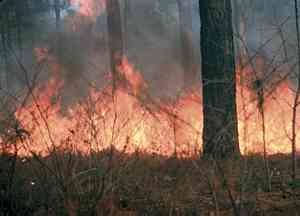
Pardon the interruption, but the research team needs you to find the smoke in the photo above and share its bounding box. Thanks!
[3,0,298,105]
[36,0,201,103]
[232,0,297,93]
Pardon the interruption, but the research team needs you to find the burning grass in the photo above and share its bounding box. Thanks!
[1,51,300,215]
[2,55,298,158]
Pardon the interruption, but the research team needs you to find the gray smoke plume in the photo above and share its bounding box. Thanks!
[2,0,298,105]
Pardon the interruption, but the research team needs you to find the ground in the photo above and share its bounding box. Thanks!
[0,150,300,215]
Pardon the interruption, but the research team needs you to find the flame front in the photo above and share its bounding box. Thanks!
[9,55,300,157]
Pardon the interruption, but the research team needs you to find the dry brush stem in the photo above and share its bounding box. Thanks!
[292,0,300,196]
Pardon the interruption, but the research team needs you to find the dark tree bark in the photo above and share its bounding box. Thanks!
[199,0,240,158]
[176,0,197,89]
[106,0,124,92]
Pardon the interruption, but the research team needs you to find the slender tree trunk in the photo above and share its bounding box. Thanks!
[106,0,124,92]
[232,0,247,62]
[232,0,249,152]
[292,0,300,189]
[1,21,7,90]
[255,78,271,191]
[1,9,10,90]
[54,0,61,32]
[123,0,130,55]
[199,0,240,158]
[53,0,62,66]
[176,0,197,89]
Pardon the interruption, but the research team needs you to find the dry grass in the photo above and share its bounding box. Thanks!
[0,150,299,215]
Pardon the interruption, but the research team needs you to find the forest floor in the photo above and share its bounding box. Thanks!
[1,150,300,215]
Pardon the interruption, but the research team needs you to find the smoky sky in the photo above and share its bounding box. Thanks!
[1,0,298,104]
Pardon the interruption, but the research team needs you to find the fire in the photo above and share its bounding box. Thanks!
[118,57,148,96]
[4,52,300,157]
[70,0,106,18]
[237,80,296,154]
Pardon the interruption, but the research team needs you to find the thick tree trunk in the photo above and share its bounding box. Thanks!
[106,0,124,92]
[199,0,240,158]
[176,0,197,89]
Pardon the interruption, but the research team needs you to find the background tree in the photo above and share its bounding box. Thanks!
[199,0,240,158]
[176,0,197,89]
[54,0,61,32]
[106,0,124,92]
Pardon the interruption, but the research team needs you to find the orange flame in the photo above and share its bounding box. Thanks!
[9,54,300,157]
[117,57,148,96]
